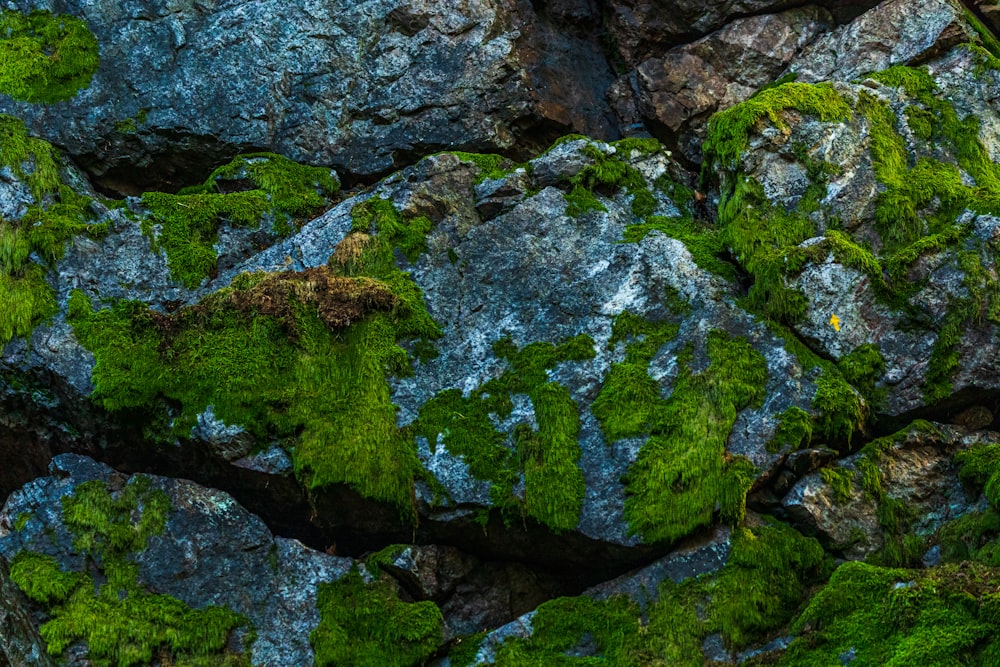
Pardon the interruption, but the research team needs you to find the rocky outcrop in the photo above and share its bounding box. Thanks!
[0,557,54,667]
[0,0,618,192]
[782,422,984,560]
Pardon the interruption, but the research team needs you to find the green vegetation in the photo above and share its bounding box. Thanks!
[311,569,443,667]
[69,198,440,515]
[780,560,1000,665]
[837,343,887,407]
[412,334,595,531]
[0,115,105,346]
[766,406,813,453]
[10,478,249,666]
[141,153,339,287]
[593,321,767,542]
[702,81,850,172]
[448,152,519,184]
[560,142,659,219]
[0,9,99,103]
[821,466,854,504]
[622,215,734,279]
[490,519,825,665]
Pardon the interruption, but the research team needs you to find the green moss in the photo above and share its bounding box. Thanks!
[561,143,659,220]
[13,510,31,531]
[448,632,487,667]
[141,153,338,288]
[703,81,850,173]
[489,519,824,665]
[10,479,249,666]
[821,466,855,504]
[964,8,1000,61]
[448,152,518,184]
[938,509,1000,565]
[0,10,99,103]
[311,569,443,667]
[412,334,594,531]
[622,215,735,279]
[812,369,867,444]
[922,306,966,404]
[591,311,680,442]
[621,331,767,543]
[781,560,1000,666]
[114,109,148,135]
[69,199,440,515]
[838,343,886,407]
[956,443,1000,509]
[766,406,813,453]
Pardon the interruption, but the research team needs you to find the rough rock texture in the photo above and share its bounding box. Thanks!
[629,7,833,162]
[790,0,975,83]
[782,423,983,559]
[0,557,54,667]
[0,454,354,666]
[0,0,617,191]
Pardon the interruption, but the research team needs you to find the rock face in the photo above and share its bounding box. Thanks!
[0,0,617,191]
[0,454,355,666]
[5,0,1000,665]
[0,557,54,667]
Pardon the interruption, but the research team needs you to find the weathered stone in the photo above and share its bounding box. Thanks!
[782,423,983,559]
[0,0,616,191]
[789,0,975,83]
[0,557,54,667]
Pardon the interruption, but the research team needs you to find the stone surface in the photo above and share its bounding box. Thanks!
[0,454,355,666]
[782,423,983,558]
[0,557,54,667]
[0,0,616,191]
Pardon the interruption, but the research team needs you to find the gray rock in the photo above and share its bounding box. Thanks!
[0,0,615,188]
[789,0,975,83]
[782,423,983,558]
[0,453,355,667]
[0,557,55,667]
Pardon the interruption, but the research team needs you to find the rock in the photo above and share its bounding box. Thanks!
[782,423,983,559]
[632,6,833,163]
[0,557,54,667]
[789,0,976,83]
[0,453,355,666]
[0,0,616,190]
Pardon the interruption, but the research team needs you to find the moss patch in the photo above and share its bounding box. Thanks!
[141,153,338,288]
[0,115,105,346]
[412,334,595,532]
[0,9,99,103]
[10,478,249,666]
[311,568,443,667]
[69,199,439,515]
[780,560,1000,666]
[597,325,767,543]
[488,519,824,665]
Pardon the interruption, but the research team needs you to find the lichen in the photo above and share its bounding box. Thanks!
[140,153,339,288]
[10,478,249,666]
[0,9,99,103]
[311,569,443,667]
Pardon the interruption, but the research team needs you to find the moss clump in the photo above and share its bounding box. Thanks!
[141,153,338,288]
[812,368,867,445]
[489,519,824,665]
[820,466,855,504]
[703,81,850,172]
[412,334,595,532]
[622,215,735,280]
[837,343,886,408]
[311,569,443,667]
[766,406,813,453]
[609,329,767,543]
[781,560,1000,666]
[0,116,105,347]
[560,142,659,219]
[10,478,249,666]
[69,199,439,515]
[447,152,519,184]
[0,10,99,103]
